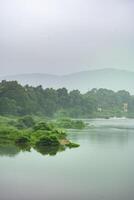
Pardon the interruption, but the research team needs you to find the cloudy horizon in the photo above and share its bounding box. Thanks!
[0,0,134,76]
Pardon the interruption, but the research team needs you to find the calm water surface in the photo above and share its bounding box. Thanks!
[0,119,133,200]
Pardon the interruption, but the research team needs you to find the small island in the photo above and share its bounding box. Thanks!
[0,116,85,156]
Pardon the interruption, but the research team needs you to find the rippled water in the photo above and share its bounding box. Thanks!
[0,119,133,200]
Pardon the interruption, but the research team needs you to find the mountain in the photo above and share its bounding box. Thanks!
[0,68,134,94]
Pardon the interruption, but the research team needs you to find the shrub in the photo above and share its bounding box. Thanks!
[56,118,85,129]
[66,142,80,148]
[34,122,52,131]
[36,135,60,146]
[0,127,19,139]
[73,120,85,129]
[17,116,35,129]
[51,128,66,138]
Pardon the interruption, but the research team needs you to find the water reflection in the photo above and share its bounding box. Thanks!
[0,118,133,157]
[0,139,66,157]
[68,129,129,145]
[0,119,133,200]
[35,144,66,156]
[68,120,132,146]
[0,142,20,157]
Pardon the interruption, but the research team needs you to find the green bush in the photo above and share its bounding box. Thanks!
[34,122,52,131]
[56,118,85,129]
[51,128,66,138]
[15,136,30,144]
[36,135,60,146]
[0,127,19,139]
[73,120,85,129]
[17,116,35,129]
[66,142,80,148]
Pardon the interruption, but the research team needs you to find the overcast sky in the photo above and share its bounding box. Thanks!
[0,0,134,75]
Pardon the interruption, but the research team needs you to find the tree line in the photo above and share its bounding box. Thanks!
[0,80,134,118]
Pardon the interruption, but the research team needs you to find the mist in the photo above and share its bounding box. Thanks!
[0,0,134,76]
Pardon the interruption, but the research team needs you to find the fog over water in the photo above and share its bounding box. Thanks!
[0,119,133,200]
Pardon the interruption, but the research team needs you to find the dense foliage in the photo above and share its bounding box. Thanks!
[0,80,134,118]
[0,116,80,156]
[55,118,85,129]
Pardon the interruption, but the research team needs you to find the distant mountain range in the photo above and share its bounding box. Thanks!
[0,68,134,94]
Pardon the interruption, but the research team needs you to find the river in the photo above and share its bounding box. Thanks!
[0,118,133,200]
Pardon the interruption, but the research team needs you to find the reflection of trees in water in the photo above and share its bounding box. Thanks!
[0,139,66,157]
[15,142,31,152]
[0,138,31,157]
[35,144,66,156]
[0,143,20,157]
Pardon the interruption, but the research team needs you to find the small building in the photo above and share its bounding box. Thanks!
[123,103,128,112]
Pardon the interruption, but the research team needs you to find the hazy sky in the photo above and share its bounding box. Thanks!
[0,0,134,75]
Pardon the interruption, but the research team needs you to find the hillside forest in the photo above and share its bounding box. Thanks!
[0,80,133,118]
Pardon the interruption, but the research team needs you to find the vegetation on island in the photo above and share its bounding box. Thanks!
[0,115,82,156]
